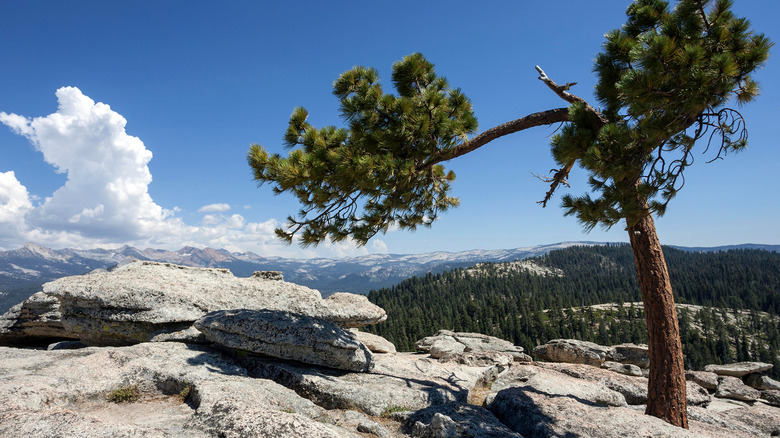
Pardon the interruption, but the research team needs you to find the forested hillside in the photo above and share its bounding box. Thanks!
[364,244,780,377]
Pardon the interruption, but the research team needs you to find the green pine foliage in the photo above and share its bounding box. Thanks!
[364,245,780,378]
[558,0,772,230]
[248,53,476,246]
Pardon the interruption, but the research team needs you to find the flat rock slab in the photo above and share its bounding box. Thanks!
[195,309,374,372]
[0,291,78,346]
[704,362,773,377]
[238,352,501,417]
[0,343,358,438]
[44,261,387,346]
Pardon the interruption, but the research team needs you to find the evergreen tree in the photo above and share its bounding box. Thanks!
[248,0,770,427]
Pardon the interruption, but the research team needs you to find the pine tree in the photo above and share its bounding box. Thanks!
[248,0,770,428]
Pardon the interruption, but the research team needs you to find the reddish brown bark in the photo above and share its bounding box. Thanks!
[628,211,688,428]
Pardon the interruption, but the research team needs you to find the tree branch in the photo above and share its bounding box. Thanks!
[417,107,570,170]
[535,65,608,125]
[535,161,576,208]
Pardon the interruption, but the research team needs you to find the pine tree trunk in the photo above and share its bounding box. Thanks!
[627,211,689,428]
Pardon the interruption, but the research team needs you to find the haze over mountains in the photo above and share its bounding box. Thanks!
[1,241,778,314]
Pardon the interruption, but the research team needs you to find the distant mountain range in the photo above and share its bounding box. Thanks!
[0,241,777,314]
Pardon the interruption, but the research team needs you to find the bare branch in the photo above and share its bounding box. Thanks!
[535,161,576,208]
[536,65,608,125]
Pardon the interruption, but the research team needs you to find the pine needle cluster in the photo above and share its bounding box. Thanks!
[556,0,771,230]
[248,53,477,245]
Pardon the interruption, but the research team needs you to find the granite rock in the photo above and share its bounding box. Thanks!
[532,338,612,366]
[687,370,720,390]
[350,329,397,354]
[705,362,773,378]
[44,260,387,346]
[415,330,525,361]
[194,309,374,372]
[715,376,761,402]
[0,292,78,346]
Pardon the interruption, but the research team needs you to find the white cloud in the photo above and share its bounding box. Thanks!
[198,203,231,213]
[202,214,221,225]
[0,171,33,246]
[0,87,388,259]
[0,87,166,241]
[370,239,389,254]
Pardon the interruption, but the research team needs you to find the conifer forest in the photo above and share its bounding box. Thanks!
[364,245,780,378]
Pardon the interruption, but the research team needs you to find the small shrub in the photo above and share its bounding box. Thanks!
[107,384,141,403]
[381,404,413,418]
[178,384,192,402]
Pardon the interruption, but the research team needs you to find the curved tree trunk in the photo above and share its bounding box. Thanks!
[627,211,688,428]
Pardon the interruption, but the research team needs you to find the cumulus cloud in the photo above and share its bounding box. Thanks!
[0,171,33,246]
[198,203,231,213]
[0,87,387,258]
[1,87,168,241]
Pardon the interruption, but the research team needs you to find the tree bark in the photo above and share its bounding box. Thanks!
[627,211,688,428]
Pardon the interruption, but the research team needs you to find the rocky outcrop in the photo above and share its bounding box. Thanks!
[238,351,501,417]
[406,403,523,438]
[415,330,527,361]
[601,360,643,377]
[762,390,780,407]
[687,370,720,390]
[0,342,356,437]
[532,338,612,365]
[533,339,651,369]
[744,373,780,391]
[0,291,77,346]
[194,309,375,372]
[715,376,761,402]
[42,261,387,346]
[1,334,779,437]
[704,361,773,377]
[609,343,650,369]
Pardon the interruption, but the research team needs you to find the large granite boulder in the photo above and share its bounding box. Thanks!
[607,343,650,369]
[601,360,643,377]
[532,338,612,366]
[715,376,761,402]
[406,403,523,438]
[762,390,780,407]
[687,370,720,390]
[490,363,629,407]
[415,330,526,361]
[43,261,387,346]
[744,373,780,391]
[0,292,78,346]
[194,309,374,372]
[704,362,773,378]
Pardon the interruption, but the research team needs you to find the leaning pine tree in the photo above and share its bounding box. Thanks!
[248,0,770,428]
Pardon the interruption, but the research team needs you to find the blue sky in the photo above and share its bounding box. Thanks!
[0,1,777,258]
